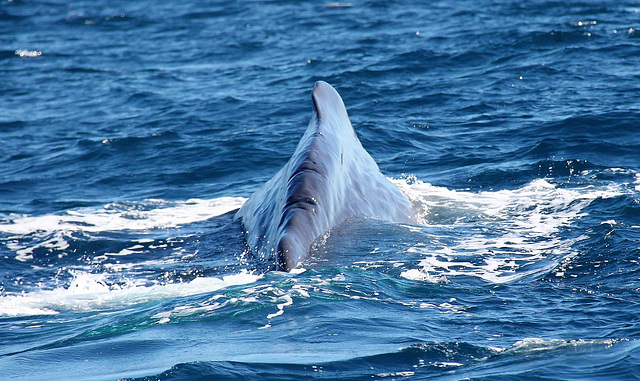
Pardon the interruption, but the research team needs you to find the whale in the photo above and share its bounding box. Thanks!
[235,81,414,271]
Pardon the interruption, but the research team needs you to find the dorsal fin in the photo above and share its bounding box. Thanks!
[311,81,351,133]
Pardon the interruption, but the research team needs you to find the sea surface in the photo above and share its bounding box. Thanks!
[2,0,640,379]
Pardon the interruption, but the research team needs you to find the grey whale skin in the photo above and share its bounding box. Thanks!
[235,81,414,271]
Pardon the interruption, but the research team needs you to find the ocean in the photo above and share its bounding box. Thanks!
[1,0,640,379]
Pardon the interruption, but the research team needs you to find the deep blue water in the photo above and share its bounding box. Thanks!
[2,0,640,379]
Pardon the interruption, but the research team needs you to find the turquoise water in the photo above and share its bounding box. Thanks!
[1,1,640,379]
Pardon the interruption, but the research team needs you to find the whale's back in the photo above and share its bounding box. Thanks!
[236,81,413,271]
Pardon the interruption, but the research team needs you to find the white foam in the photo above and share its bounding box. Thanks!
[376,371,415,377]
[15,49,42,58]
[393,178,624,283]
[0,197,246,235]
[399,268,449,284]
[0,197,246,262]
[150,278,317,327]
[0,270,261,317]
[504,337,624,354]
[7,230,71,262]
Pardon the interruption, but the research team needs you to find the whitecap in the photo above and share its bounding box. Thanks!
[0,197,246,235]
[0,197,246,262]
[393,177,624,283]
[0,270,261,317]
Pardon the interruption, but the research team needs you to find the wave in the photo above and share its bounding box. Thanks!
[0,197,246,262]
[0,269,260,317]
[125,337,632,380]
[394,177,625,283]
[0,197,246,235]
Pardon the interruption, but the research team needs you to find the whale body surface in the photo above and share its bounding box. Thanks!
[236,81,413,271]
